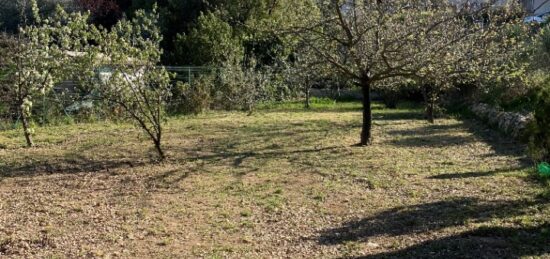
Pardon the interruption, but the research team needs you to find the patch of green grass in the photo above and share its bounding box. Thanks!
[259,195,286,213]
[256,98,363,112]
[239,209,252,217]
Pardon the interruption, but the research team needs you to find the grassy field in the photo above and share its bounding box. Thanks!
[1,102,549,258]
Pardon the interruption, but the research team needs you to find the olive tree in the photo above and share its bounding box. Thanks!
[291,0,523,145]
[92,6,172,160]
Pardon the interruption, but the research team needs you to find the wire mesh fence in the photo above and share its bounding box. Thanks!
[0,65,349,131]
[165,66,215,85]
[0,66,222,130]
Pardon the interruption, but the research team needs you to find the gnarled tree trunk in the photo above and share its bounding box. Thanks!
[153,138,165,161]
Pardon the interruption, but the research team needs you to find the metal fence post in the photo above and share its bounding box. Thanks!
[188,67,192,85]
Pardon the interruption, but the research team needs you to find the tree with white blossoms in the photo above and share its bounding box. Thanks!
[6,1,95,147]
[290,0,525,145]
[411,4,529,123]
[92,5,172,160]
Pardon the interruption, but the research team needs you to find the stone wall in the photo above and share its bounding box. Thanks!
[470,103,533,139]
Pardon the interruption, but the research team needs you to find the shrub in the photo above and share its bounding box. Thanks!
[527,83,550,162]
[379,88,401,109]
[175,78,213,115]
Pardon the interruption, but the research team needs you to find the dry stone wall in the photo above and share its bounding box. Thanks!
[470,103,533,139]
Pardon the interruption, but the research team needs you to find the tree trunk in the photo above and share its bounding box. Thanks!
[360,77,372,146]
[305,87,311,109]
[426,101,435,124]
[422,85,435,123]
[383,90,398,109]
[153,138,165,161]
[20,107,34,147]
[304,75,311,109]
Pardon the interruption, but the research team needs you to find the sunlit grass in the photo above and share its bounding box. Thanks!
[0,102,548,258]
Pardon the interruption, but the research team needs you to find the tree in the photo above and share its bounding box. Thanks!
[92,5,172,160]
[174,10,244,66]
[4,2,94,147]
[285,43,330,109]
[291,0,523,145]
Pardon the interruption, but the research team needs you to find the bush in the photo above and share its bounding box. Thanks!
[379,88,401,109]
[527,83,550,162]
[174,78,213,115]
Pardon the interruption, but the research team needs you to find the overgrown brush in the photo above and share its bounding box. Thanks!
[527,83,550,163]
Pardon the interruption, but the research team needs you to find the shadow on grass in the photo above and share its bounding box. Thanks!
[458,120,531,167]
[0,104,531,181]
[256,106,363,114]
[428,167,527,180]
[0,154,147,179]
[145,168,191,191]
[318,197,549,258]
[318,197,542,245]
[388,134,476,148]
[356,224,550,258]
[384,117,529,166]
[182,146,343,167]
[387,123,465,136]
[169,118,356,172]
[373,111,425,121]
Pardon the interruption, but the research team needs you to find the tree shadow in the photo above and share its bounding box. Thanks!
[387,124,465,136]
[356,224,550,258]
[0,154,148,179]
[383,118,478,148]
[384,118,529,166]
[388,134,476,148]
[179,146,343,168]
[460,119,528,156]
[145,168,191,191]
[257,106,363,113]
[169,118,356,173]
[373,111,425,121]
[1,117,352,181]
[317,197,545,246]
[428,166,527,180]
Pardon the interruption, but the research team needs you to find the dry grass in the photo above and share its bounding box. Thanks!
[0,102,549,258]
